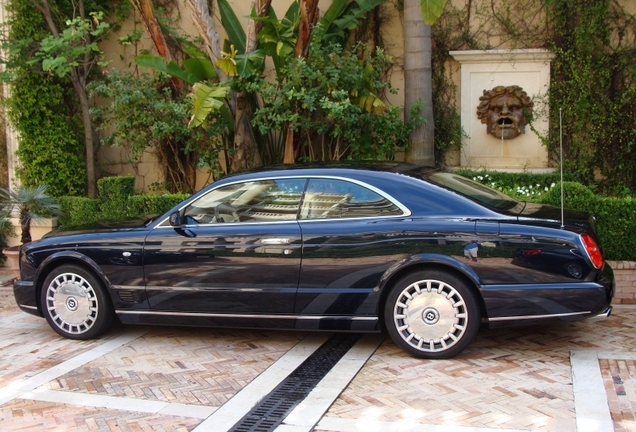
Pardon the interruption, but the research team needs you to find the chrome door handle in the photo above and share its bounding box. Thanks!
[261,238,291,245]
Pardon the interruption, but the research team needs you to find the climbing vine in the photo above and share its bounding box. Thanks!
[3,0,85,197]
[431,0,636,194]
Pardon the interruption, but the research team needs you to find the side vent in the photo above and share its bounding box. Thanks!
[117,291,142,303]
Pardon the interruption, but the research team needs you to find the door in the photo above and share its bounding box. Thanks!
[143,178,306,314]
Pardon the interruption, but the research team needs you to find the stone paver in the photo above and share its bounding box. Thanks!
[320,307,636,431]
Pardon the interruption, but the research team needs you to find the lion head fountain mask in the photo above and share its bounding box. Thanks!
[476,85,534,140]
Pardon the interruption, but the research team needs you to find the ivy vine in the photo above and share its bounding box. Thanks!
[432,0,636,194]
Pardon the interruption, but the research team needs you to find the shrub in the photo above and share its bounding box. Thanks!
[97,176,136,222]
[460,172,636,260]
[127,193,189,218]
[456,169,578,201]
[57,196,101,229]
[541,182,636,260]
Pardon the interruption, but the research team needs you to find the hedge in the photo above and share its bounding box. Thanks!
[541,182,636,260]
[58,176,190,230]
[461,170,635,261]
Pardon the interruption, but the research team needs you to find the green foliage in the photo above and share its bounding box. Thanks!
[419,0,449,25]
[541,182,636,260]
[2,0,85,197]
[32,11,110,78]
[0,184,61,244]
[57,196,101,228]
[457,169,578,201]
[89,71,229,191]
[253,42,416,162]
[97,175,135,222]
[543,0,636,193]
[127,193,189,217]
[58,177,188,230]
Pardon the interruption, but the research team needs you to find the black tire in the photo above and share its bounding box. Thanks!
[40,264,114,340]
[384,270,480,359]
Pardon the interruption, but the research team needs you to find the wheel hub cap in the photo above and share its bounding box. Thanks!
[55,283,91,324]
[393,279,468,353]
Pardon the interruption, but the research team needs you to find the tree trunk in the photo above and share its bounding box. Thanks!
[283,0,319,164]
[230,0,270,172]
[403,0,435,167]
[187,0,228,82]
[70,71,97,198]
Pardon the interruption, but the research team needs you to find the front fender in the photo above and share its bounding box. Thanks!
[32,251,113,309]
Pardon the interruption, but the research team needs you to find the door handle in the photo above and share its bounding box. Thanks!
[261,238,291,245]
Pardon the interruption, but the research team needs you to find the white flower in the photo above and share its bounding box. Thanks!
[545,187,549,191]
[551,183,556,188]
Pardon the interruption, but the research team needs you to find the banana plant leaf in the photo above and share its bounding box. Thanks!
[135,54,199,85]
[218,0,246,54]
[420,0,448,25]
[189,82,231,128]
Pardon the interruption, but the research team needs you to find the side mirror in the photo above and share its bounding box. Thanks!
[169,211,182,227]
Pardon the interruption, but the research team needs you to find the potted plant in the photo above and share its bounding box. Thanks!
[1,185,61,278]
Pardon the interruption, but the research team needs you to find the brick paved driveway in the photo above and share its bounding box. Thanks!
[1,277,635,432]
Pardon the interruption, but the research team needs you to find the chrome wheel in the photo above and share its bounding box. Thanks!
[41,265,113,339]
[385,270,480,358]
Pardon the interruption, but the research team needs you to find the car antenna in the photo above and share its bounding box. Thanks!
[560,108,565,229]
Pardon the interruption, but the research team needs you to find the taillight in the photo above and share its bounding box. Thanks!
[581,234,604,269]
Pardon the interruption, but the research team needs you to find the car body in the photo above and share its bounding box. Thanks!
[13,162,614,358]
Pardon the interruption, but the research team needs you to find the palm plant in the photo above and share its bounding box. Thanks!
[0,185,61,245]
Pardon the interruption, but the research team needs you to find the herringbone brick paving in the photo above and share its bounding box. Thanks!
[322,310,636,431]
[3,274,636,431]
[43,328,305,406]
[2,398,199,431]
[601,359,636,432]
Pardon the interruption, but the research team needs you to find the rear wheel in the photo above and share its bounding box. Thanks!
[384,270,480,359]
[41,264,113,339]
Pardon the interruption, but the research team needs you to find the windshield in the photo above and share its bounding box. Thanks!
[426,172,521,211]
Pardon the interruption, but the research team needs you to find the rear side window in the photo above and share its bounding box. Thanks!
[300,178,403,219]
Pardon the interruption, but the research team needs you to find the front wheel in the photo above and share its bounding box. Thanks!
[41,264,114,339]
[384,270,480,359]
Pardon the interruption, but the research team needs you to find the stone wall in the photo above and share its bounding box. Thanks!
[608,261,636,304]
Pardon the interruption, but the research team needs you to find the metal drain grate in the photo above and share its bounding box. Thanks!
[229,333,362,432]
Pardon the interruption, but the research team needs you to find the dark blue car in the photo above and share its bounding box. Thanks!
[13,163,614,358]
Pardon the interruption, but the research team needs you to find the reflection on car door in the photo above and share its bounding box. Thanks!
[296,178,409,323]
[143,179,305,314]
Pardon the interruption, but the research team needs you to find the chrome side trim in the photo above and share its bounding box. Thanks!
[115,310,378,321]
[112,285,146,291]
[487,310,590,322]
[18,304,38,311]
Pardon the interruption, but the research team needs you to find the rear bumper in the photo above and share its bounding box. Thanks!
[589,305,613,320]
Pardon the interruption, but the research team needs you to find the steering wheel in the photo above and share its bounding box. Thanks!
[214,203,240,223]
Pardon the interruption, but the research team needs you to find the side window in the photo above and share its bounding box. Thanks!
[182,179,305,224]
[300,179,403,220]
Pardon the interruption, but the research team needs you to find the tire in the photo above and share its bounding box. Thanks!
[40,264,114,340]
[384,270,480,359]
